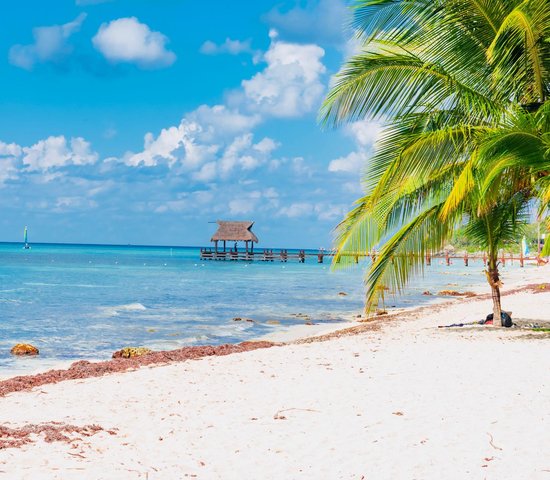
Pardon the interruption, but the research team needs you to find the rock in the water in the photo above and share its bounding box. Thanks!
[438,290,462,296]
[10,344,39,356]
[338,292,348,296]
[422,291,432,296]
[112,347,152,359]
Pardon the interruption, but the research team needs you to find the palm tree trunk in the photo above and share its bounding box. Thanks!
[486,253,502,327]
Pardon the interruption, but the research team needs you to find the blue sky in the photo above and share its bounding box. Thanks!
[0,0,380,248]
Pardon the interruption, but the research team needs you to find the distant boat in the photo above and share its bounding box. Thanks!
[23,226,31,250]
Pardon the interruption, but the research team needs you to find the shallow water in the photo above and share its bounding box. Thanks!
[0,242,517,376]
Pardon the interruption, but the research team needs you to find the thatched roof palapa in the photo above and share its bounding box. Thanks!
[211,221,259,243]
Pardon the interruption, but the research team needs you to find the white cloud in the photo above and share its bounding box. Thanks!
[0,142,22,157]
[240,35,326,117]
[125,104,275,180]
[317,203,347,221]
[280,202,314,218]
[229,198,255,215]
[200,38,257,58]
[328,151,366,173]
[125,121,218,168]
[0,157,19,185]
[265,0,348,47]
[192,162,217,182]
[291,157,314,177]
[348,120,381,147]
[188,105,260,139]
[9,14,86,70]
[328,120,381,174]
[22,136,98,171]
[92,17,176,68]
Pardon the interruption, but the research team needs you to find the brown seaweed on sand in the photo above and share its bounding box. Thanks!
[0,423,112,450]
[0,341,275,398]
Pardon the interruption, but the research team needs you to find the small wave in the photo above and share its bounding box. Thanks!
[99,303,147,317]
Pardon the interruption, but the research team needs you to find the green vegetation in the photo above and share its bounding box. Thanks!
[321,0,550,324]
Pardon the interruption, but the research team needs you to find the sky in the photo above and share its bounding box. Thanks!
[0,0,380,248]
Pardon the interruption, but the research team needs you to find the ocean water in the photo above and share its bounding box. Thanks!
[0,242,515,377]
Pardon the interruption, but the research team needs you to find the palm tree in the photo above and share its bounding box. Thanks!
[320,0,550,324]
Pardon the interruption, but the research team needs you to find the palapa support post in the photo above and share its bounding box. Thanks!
[464,252,468,267]
[317,252,324,263]
[298,250,305,263]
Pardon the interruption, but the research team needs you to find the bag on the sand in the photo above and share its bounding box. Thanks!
[485,312,513,327]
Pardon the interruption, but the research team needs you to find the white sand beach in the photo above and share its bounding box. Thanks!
[0,266,549,479]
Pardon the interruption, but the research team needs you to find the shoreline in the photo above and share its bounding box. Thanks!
[0,266,548,478]
[1,267,548,398]
[1,258,544,381]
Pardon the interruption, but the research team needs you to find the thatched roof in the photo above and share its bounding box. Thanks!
[211,221,259,243]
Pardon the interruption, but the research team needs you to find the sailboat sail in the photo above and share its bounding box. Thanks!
[23,226,31,249]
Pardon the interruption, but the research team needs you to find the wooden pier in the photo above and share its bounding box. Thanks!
[202,221,546,266]
[199,248,546,266]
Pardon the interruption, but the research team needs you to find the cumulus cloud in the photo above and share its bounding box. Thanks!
[0,143,20,185]
[22,136,98,171]
[328,120,381,174]
[125,120,217,168]
[187,105,261,140]
[124,103,271,176]
[92,17,176,68]
[328,151,366,173]
[240,31,326,117]
[264,0,348,47]
[9,14,86,70]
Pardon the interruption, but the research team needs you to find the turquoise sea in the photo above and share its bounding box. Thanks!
[0,242,514,377]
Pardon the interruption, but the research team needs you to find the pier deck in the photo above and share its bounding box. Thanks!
[199,248,545,266]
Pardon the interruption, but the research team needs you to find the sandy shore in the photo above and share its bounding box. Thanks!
[0,266,549,479]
